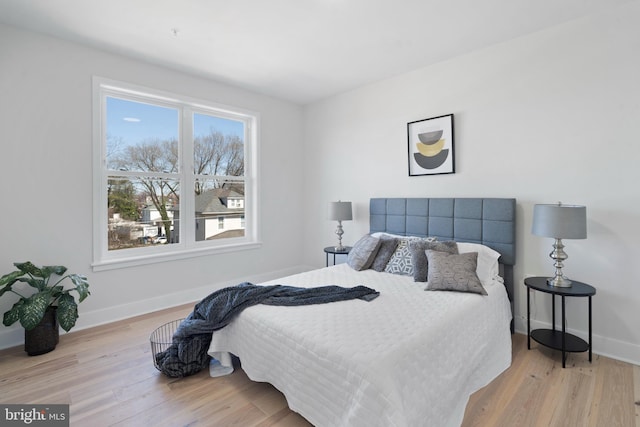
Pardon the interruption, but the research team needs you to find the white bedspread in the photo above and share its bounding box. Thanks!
[208,264,512,427]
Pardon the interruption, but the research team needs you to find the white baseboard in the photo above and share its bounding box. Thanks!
[513,315,640,366]
[0,265,314,351]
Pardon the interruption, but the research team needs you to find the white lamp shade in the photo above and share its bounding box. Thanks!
[532,204,587,239]
[328,201,353,221]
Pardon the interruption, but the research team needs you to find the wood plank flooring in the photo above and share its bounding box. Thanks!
[1,303,638,426]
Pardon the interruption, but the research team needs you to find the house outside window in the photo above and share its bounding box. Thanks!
[92,77,260,270]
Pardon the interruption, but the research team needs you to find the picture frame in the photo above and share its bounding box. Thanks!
[407,113,455,176]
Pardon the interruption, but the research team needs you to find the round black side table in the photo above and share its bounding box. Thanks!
[525,276,596,368]
[324,246,351,267]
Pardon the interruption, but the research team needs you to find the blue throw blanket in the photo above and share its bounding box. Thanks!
[155,282,379,377]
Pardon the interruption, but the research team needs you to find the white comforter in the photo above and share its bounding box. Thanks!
[208,264,512,427]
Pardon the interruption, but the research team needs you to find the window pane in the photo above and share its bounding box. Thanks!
[106,97,179,173]
[195,180,245,241]
[108,177,180,250]
[193,113,244,177]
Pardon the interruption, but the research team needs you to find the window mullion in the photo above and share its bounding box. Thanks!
[182,106,195,245]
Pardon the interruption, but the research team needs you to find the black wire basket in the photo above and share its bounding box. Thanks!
[150,318,183,371]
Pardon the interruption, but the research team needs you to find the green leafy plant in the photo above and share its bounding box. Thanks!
[0,262,90,332]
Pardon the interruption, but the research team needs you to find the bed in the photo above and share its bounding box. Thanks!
[208,197,516,427]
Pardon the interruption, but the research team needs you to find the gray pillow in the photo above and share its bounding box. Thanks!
[347,235,382,271]
[425,250,487,295]
[409,239,457,282]
[370,235,399,272]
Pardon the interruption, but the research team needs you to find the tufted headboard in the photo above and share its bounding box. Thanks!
[370,197,516,328]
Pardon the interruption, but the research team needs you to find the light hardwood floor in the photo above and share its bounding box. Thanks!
[1,303,638,427]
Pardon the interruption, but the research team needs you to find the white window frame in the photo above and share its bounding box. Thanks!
[92,77,260,271]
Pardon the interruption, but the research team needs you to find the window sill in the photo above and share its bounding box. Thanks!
[92,241,262,272]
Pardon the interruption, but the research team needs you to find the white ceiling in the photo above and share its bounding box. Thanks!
[0,0,631,105]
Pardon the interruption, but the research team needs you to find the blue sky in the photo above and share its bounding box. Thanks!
[106,96,244,147]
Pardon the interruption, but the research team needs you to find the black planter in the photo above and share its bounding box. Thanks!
[24,307,59,356]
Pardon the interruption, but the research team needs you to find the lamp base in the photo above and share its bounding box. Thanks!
[334,221,345,253]
[546,238,572,287]
[547,275,572,287]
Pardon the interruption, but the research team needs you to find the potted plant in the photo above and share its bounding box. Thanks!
[0,261,90,355]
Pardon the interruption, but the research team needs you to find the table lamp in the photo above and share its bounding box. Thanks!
[328,201,352,251]
[532,202,587,287]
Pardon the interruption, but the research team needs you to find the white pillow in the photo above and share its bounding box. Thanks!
[371,232,406,239]
[456,242,500,285]
[371,232,425,239]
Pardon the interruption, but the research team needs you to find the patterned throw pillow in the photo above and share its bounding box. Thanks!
[383,237,434,276]
[425,250,487,295]
[347,235,382,271]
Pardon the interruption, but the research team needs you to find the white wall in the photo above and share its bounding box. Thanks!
[0,24,306,348]
[302,2,640,364]
[2,4,639,365]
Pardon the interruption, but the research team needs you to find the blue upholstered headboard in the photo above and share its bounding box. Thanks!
[370,198,515,265]
[370,198,516,321]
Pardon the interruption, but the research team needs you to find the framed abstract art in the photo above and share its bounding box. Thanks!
[407,114,455,176]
